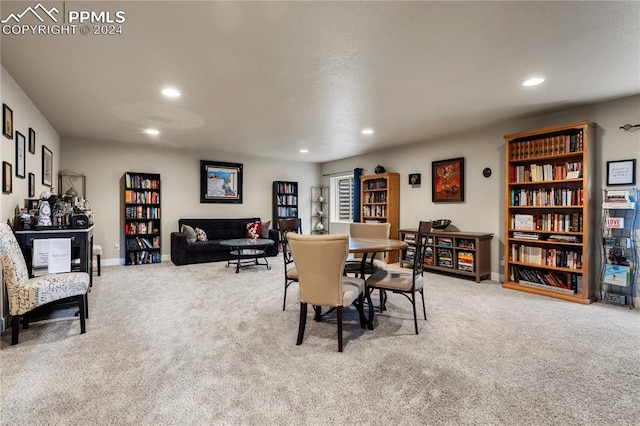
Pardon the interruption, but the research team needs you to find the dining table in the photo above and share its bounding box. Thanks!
[345,237,408,329]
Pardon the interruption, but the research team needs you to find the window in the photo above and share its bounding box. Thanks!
[330,175,354,222]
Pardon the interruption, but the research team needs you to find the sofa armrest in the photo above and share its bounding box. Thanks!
[171,232,188,265]
[266,229,280,257]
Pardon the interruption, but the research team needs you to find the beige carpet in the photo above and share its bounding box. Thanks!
[1,257,639,425]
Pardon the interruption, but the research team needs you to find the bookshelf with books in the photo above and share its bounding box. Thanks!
[273,181,298,228]
[504,120,596,303]
[124,172,161,265]
[361,172,400,263]
[399,228,492,282]
[600,188,637,307]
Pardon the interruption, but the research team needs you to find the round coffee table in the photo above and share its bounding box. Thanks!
[219,238,275,273]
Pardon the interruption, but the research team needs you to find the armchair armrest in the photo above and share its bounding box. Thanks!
[171,232,188,265]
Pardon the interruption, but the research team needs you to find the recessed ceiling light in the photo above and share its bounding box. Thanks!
[144,129,160,136]
[161,87,181,98]
[300,149,309,153]
[362,128,374,135]
[522,77,545,87]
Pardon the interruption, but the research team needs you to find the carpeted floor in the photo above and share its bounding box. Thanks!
[1,257,639,425]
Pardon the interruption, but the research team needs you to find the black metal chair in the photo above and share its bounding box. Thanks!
[278,218,302,311]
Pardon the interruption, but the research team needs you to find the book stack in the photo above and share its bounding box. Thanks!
[457,252,474,272]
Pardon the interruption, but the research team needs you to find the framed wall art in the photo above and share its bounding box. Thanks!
[15,131,26,178]
[3,161,12,193]
[432,157,465,202]
[42,145,53,187]
[29,127,36,154]
[28,172,35,197]
[606,159,636,186]
[200,160,243,203]
[3,103,13,139]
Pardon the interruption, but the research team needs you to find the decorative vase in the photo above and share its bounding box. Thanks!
[315,222,324,231]
[317,196,324,203]
[374,165,386,174]
[317,211,323,216]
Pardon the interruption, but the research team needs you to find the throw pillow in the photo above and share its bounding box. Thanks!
[261,220,271,239]
[246,221,262,239]
[181,224,197,244]
[194,227,208,242]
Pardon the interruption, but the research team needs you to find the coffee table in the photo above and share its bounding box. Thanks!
[219,238,275,273]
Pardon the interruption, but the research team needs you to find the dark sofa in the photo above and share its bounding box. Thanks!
[170,218,279,265]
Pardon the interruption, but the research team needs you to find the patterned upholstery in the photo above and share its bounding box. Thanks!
[0,222,89,344]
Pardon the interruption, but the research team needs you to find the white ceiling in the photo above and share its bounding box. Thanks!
[2,1,639,163]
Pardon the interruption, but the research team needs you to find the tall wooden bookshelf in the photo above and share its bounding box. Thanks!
[124,172,161,265]
[361,172,400,263]
[503,120,596,303]
[273,181,298,228]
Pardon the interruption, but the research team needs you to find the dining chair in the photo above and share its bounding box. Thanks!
[278,218,302,311]
[287,233,366,352]
[344,222,391,277]
[365,221,432,334]
[0,222,90,345]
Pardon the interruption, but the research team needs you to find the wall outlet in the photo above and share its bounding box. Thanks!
[114,244,120,250]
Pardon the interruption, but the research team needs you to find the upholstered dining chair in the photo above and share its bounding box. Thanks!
[287,233,366,352]
[365,221,432,334]
[344,222,391,277]
[278,217,302,311]
[0,222,90,345]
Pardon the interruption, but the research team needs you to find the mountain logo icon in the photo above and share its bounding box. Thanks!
[1,3,59,24]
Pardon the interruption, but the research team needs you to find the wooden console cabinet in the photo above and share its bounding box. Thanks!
[399,228,493,282]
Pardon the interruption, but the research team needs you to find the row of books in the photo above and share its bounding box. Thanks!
[124,190,159,204]
[363,192,387,203]
[436,248,453,268]
[125,174,159,189]
[511,212,582,232]
[509,187,583,207]
[435,237,452,247]
[127,250,161,265]
[511,232,580,243]
[125,220,158,235]
[457,252,474,272]
[276,195,297,205]
[457,239,475,249]
[364,179,387,190]
[511,265,581,295]
[509,132,583,160]
[277,207,298,218]
[126,236,160,250]
[125,206,160,219]
[510,244,582,269]
[275,183,297,194]
[362,205,387,218]
[509,161,582,183]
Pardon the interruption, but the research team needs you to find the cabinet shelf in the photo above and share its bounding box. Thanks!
[310,186,329,234]
[361,173,399,263]
[504,120,595,303]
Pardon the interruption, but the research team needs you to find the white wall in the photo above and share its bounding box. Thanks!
[322,95,640,301]
[60,138,320,264]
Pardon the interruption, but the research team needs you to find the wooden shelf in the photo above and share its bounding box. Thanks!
[361,173,399,263]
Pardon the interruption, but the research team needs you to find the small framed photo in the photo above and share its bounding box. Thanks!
[42,145,53,187]
[15,131,26,178]
[3,103,13,139]
[28,128,36,154]
[200,160,243,203]
[606,159,636,186]
[409,173,421,185]
[28,172,35,197]
[432,157,465,202]
[3,161,12,193]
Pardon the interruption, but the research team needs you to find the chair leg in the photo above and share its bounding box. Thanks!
[412,293,419,335]
[22,313,29,329]
[420,289,427,320]
[11,315,20,345]
[85,292,89,319]
[337,306,343,352]
[356,293,366,329]
[283,281,288,311]
[78,295,86,334]
[365,287,374,330]
[296,303,307,345]
[97,255,101,276]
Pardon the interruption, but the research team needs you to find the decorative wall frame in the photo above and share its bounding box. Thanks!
[28,128,36,154]
[200,160,243,203]
[15,131,26,178]
[28,172,35,197]
[432,157,465,202]
[3,161,12,193]
[3,103,13,139]
[409,173,421,185]
[606,159,636,186]
[42,145,53,187]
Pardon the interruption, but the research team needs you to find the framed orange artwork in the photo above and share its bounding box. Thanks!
[432,157,464,202]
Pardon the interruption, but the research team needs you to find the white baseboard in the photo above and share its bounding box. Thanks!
[99,255,172,267]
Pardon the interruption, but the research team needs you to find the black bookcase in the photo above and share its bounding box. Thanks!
[273,181,298,228]
[124,172,161,265]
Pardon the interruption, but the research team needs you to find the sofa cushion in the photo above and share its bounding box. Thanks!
[181,224,197,244]
[195,227,208,242]
[246,221,261,239]
[261,220,271,238]
[185,240,222,254]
